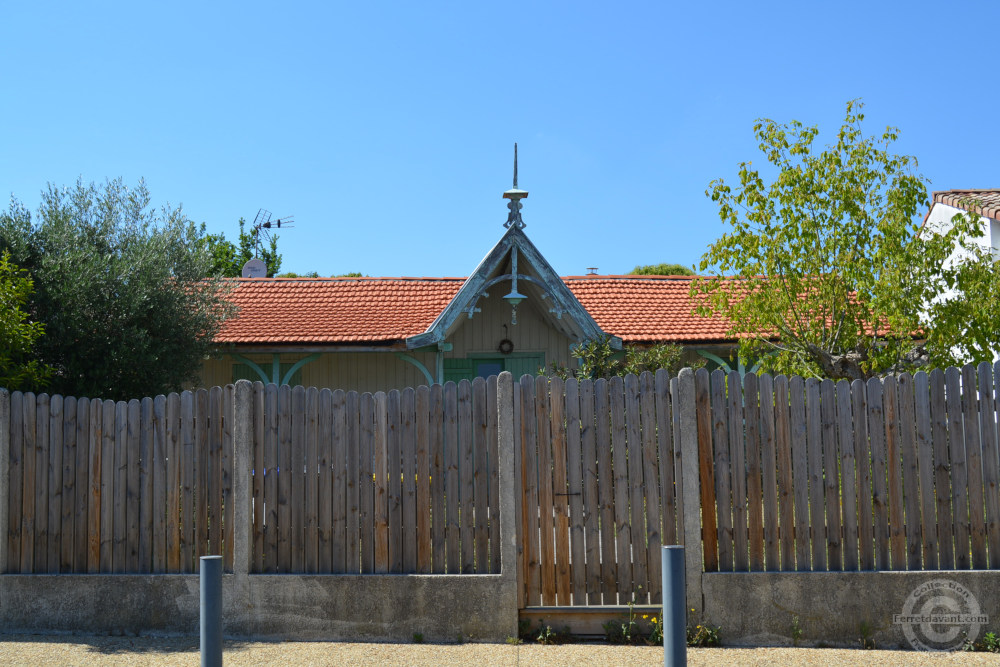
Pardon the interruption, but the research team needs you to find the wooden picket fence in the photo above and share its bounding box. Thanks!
[516,371,681,607]
[6,361,1000,601]
[5,388,234,574]
[698,362,1000,573]
[248,380,501,574]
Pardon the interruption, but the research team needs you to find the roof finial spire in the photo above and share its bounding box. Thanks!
[503,142,528,229]
[513,142,518,189]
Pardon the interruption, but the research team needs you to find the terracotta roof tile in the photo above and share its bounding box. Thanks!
[564,275,733,343]
[215,275,732,346]
[216,277,463,345]
[933,189,1000,220]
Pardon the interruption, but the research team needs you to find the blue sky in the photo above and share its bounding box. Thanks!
[2,1,998,277]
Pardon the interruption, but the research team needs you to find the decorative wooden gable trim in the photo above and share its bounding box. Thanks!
[406,225,619,350]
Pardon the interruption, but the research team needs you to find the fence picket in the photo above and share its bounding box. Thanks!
[195,390,208,566]
[789,377,810,571]
[549,376,572,603]
[486,377,501,574]
[429,384,446,574]
[694,369,718,573]
[758,374,780,571]
[593,378,617,602]
[727,371,748,573]
[639,372,662,599]
[414,386,431,573]
[317,388,334,573]
[977,362,1000,567]
[8,392,23,571]
[387,389,403,574]
[961,365,987,569]
[656,370,678,549]
[820,379,841,571]
[401,387,418,573]
[519,375,540,604]
[74,398,90,573]
[565,378,586,603]
[773,376,794,571]
[61,396,77,573]
[126,399,140,572]
[851,381,873,571]
[609,375,633,598]
[100,399,115,574]
[458,380,476,575]
[710,371,733,573]
[290,386,307,573]
[263,384,279,572]
[251,384,265,573]
[331,389,347,573]
[305,386,320,573]
[150,396,165,573]
[836,381,858,571]
[945,368,969,569]
[373,391,389,573]
[35,394,50,574]
[897,375,922,571]
[359,391,376,574]
[929,370,952,569]
[869,378,893,569]
[914,372,937,570]
[444,383,460,574]
[535,375,557,604]
[805,379,825,572]
[47,394,62,573]
[472,378,490,574]
[277,385,292,572]
[743,372,764,572]
[345,390,361,573]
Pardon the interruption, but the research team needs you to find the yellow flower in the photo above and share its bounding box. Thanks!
[642,614,649,620]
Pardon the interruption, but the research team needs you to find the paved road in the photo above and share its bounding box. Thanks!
[2,635,1000,666]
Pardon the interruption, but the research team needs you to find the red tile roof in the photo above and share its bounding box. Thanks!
[215,275,731,346]
[565,275,734,343]
[216,277,463,345]
[933,189,1000,220]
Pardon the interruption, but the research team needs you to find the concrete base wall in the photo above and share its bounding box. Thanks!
[703,571,1000,649]
[0,573,514,643]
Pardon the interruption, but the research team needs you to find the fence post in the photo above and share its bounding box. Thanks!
[676,368,703,620]
[230,380,253,635]
[233,380,252,577]
[0,389,8,575]
[496,371,518,638]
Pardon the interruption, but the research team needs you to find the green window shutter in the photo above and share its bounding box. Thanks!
[443,358,474,384]
[232,362,303,387]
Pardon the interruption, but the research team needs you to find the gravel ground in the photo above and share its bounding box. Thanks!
[2,635,1000,666]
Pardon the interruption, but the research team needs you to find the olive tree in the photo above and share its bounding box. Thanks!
[0,179,235,399]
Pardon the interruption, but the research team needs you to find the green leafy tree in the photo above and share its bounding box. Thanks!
[630,263,694,276]
[276,271,320,278]
[203,217,282,277]
[0,250,52,391]
[543,335,700,379]
[0,178,236,400]
[693,100,998,380]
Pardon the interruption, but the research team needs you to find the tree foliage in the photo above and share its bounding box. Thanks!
[202,217,282,277]
[693,101,999,380]
[630,263,694,276]
[0,179,235,400]
[543,335,701,380]
[0,250,52,391]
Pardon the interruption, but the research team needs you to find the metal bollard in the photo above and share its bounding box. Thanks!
[662,545,686,667]
[201,555,223,667]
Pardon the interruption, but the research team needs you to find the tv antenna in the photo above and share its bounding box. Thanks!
[250,208,294,259]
